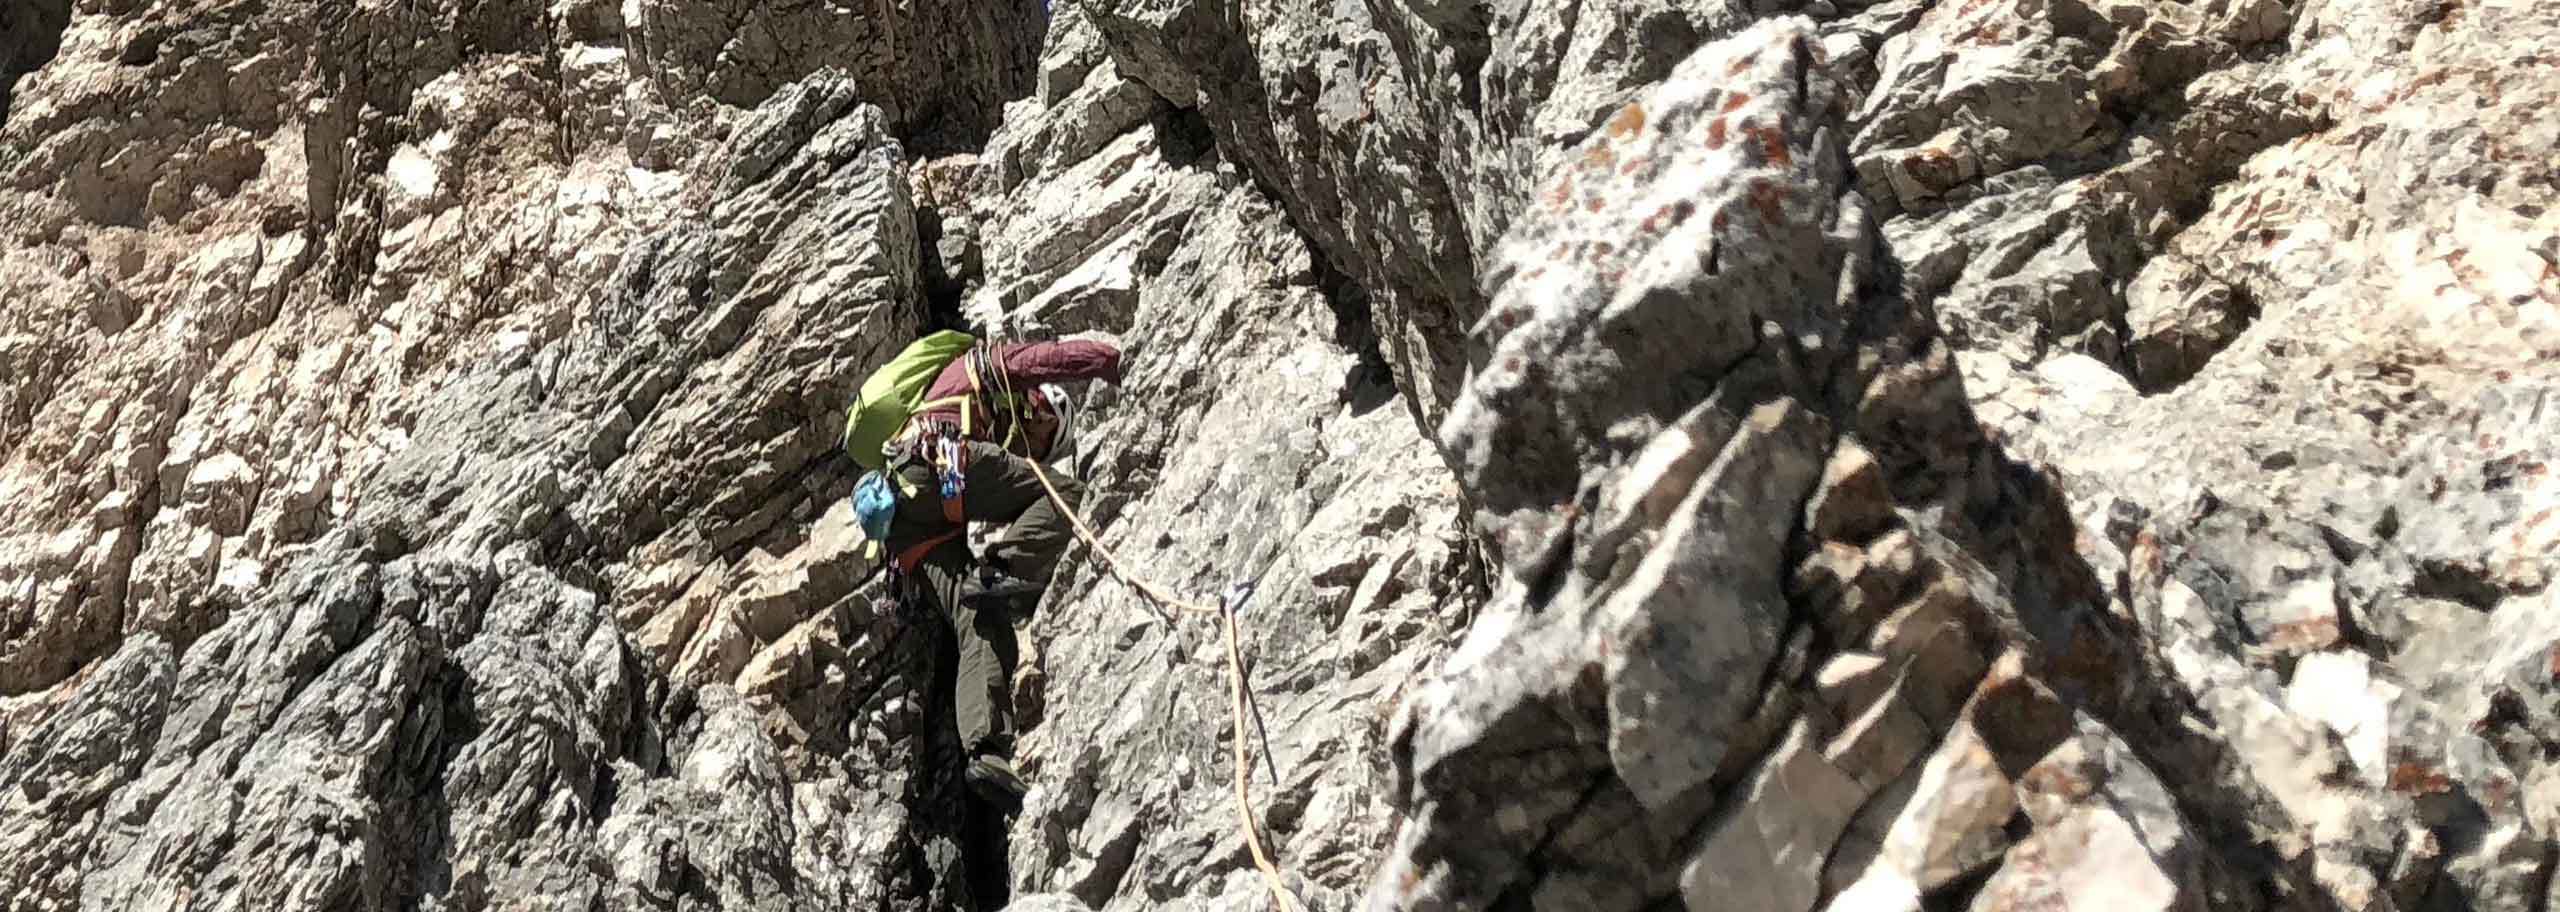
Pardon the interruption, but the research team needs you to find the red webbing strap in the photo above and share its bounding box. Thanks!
[895,527,966,575]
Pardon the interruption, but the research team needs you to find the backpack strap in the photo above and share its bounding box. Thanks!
[873,470,964,574]
[962,351,985,441]
[895,528,966,575]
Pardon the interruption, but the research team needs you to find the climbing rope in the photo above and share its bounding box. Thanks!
[984,336,1306,912]
[1025,457,1303,912]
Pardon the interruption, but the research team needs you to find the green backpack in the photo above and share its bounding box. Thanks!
[843,329,977,470]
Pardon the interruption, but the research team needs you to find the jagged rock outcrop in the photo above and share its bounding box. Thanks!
[1368,2,2559,910]
[1,0,2553,908]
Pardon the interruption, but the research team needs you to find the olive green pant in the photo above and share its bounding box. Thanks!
[892,440,1083,759]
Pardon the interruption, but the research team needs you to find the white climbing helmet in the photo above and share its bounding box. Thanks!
[1038,382,1076,458]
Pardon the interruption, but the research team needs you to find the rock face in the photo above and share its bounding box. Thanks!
[1370,2,2560,909]
[0,0,2552,910]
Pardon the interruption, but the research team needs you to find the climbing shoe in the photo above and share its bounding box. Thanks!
[964,563,1044,604]
[966,755,1028,808]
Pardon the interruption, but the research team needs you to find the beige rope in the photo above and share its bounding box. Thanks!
[1023,451,1303,912]
[987,336,1303,912]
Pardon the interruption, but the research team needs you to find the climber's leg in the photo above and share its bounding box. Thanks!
[987,456,1082,586]
[916,547,1017,762]
[954,441,1083,586]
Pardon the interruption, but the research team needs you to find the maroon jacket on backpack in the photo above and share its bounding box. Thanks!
[909,340,1122,448]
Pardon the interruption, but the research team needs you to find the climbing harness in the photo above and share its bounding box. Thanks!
[854,422,974,591]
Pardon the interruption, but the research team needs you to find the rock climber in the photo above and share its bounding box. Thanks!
[879,336,1123,809]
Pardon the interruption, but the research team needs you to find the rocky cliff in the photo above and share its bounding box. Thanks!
[0,0,2553,909]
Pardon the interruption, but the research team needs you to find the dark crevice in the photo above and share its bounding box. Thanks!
[1488,773,1614,908]
[2414,557,2523,611]
[962,798,1015,908]
[898,586,1015,912]
[1152,104,1217,170]
[1448,28,1490,115]
[1074,818,1146,907]
[395,656,480,912]
[916,204,975,334]
[2528,838,2558,912]
[900,106,970,159]
[311,2,411,304]
[119,27,165,67]
[2130,261,2261,394]
[670,859,711,907]
[1520,514,1578,611]
[1316,252,1398,416]
[0,0,71,128]
[537,10,574,162]
[1923,849,2005,910]
[887,0,1043,157]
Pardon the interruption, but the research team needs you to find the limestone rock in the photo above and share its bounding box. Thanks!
[0,0,2553,908]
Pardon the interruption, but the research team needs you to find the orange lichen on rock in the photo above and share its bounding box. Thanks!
[1750,122,1793,167]
[1606,102,1647,140]
[1751,179,1787,224]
